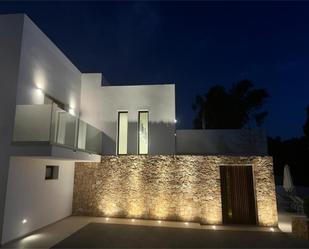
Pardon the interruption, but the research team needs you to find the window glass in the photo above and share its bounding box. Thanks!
[45,165,59,180]
[118,112,128,154]
[138,111,149,154]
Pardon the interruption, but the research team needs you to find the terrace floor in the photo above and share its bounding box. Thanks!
[2,214,309,248]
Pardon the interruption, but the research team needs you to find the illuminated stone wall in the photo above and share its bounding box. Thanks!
[73,156,277,226]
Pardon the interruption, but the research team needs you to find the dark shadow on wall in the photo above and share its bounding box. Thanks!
[101,131,116,155]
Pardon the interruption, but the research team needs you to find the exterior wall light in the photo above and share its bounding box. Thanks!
[212,225,216,230]
[270,227,275,232]
[69,108,75,116]
[105,217,109,221]
[157,220,162,224]
[22,219,27,224]
[34,87,44,104]
[184,222,188,225]
[36,87,44,95]
[131,219,135,222]
[174,119,177,123]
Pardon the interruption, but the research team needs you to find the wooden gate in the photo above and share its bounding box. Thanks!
[220,165,257,225]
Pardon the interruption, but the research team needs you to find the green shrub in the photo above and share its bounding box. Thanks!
[304,198,309,218]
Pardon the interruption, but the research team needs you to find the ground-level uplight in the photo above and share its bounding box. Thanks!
[21,234,42,242]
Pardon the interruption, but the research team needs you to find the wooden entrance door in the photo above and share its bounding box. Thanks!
[220,166,257,225]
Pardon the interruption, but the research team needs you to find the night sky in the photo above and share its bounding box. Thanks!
[1,1,309,139]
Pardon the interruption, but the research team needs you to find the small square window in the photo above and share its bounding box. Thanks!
[45,166,59,180]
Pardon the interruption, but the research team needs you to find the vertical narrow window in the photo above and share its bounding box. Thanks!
[138,111,149,154]
[118,112,128,155]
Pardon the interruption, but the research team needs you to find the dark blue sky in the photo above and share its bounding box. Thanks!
[1,1,309,139]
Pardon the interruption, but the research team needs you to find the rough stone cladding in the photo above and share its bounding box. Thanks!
[73,156,277,226]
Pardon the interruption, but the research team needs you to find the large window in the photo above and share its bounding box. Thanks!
[118,112,128,155]
[138,111,149,154]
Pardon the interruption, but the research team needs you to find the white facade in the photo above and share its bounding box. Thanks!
[0,14,176,244]
[15,16,81,109]
[80,74,176,155]
[0,14,25,245]
[0,14,268,245]
[2,157,75,244]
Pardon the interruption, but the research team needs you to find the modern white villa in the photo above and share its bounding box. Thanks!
[0,14,278,245]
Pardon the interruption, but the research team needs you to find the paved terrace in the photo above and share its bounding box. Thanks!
[2,215,309,248]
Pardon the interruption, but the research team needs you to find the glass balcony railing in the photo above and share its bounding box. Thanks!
[13,103,102,155]
[13,104,53,142]
[50,104,77,149]
[77,120,102,154]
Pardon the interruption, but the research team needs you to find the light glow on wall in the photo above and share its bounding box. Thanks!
[33,65,47,104]
[153,196,169,219]
[34,66,47,90]
[35,88,44,96]
[74,156,278,227]
[68,108,75,116]
[33,87,45,104]
[22,219,27,224]
[68,94,77,116]
[101,200,119,217]
[21,234,43,243]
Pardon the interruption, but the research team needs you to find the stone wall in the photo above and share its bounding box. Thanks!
[73,156,278,226]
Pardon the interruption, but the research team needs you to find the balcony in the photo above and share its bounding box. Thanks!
[12,103,102,156]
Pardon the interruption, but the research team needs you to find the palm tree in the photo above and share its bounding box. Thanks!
[192,80,268,129]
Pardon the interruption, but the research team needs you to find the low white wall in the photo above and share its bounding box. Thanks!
[1,157,75,244]
[176,129,268,156]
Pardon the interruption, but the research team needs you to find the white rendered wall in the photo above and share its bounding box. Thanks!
[176,129,268,156]
[80,76,176,155]
[80,74,103,129]
[0,14,24,244]
[16,15,82,112]
[1,157,75,244]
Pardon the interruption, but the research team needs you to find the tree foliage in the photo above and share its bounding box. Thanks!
[268,106,309,187]
[192,80,269,129]
[303,106,309,141]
